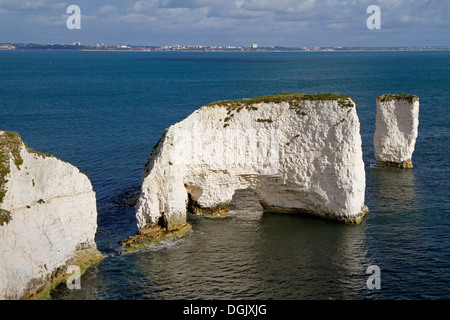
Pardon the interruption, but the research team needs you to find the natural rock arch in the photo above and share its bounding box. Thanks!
[121,94,368,253]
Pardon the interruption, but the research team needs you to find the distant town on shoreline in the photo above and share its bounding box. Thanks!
[1,42,449,52]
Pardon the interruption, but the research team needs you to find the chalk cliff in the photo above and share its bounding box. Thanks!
[374,94,419,168]
[124,94,367,252]
[0,131,102,299]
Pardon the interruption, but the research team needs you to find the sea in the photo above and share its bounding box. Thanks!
[0,50,449,300]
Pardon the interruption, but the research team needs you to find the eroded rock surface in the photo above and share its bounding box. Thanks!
[131,94,367,249]
[0,131,102,299]
[374,94,419,168]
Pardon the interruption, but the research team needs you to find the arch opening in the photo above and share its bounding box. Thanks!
[229,188,263,212]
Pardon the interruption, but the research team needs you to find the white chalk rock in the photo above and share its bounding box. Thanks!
[0,131,102,300]
[374,94,419,168]
[136,94,367,231]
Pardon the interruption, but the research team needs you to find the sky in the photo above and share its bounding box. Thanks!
[0,0,448,47]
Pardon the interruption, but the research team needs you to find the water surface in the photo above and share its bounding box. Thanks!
[0,50,449,299]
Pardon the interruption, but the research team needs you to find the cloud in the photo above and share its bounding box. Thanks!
[328,22,348,30]
[128,0,158,13]
[98,5,118,15]
[0,0,68,10]
[399,14,423,24]
[0,0,448,46]
[118,13,157,24]
[242,0,317,13]
[374,0,402,9]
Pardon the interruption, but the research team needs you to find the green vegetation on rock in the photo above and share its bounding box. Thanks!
[0,131,56,204]
[0,131,24,206]
[377,94,419,103]
[256,118,273,123]
[207,92,353,110]
[1,131,58,226]
[120,224,192,255]
[376,160,413,169]
[0,209,11,226]
[26,248,105,300]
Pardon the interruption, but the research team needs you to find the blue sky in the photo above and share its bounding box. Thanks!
[0,0,448,47]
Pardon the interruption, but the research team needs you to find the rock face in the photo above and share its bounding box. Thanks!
[374,94,419,168]
[133,93,367,243]
[0,131,102,299]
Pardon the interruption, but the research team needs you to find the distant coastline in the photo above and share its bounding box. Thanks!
[1,43,449,52]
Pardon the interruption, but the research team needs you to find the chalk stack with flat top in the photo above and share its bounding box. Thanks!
[374,94,419,168]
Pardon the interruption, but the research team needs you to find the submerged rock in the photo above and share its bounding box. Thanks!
[127,93,368,250]
[0,131,103,299]
[374,94,419,168]
[120,224,192,255]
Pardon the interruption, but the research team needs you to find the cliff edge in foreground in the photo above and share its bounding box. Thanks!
[122,93,368,253]
[0,131,103,299]
[374,94,419,168]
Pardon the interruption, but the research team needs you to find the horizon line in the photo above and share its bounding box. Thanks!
[1,42,450,49]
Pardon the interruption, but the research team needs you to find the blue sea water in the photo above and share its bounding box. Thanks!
[0,50,449,300]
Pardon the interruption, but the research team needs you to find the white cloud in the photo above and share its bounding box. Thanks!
[21,1,47,9]
[235,1,244,8]
[399,14,424,24]
[0,0,448,46]
[375,0,402,9]
[328,22,348,29]
[27,13,65,25]
[0,0,67,10]
[242,0,316,13]
[98,5,118,15]
[128,0,158,13]
[118,13,157,24]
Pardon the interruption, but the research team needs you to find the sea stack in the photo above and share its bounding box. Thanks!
[0,131,103,299]
[122,93,368,253]
[374,94,419,168]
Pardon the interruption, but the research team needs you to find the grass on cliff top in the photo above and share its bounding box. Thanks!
[207,93,352,109]
[377,94,419,103]
[0,131,54,207]
[0,131,24,206]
